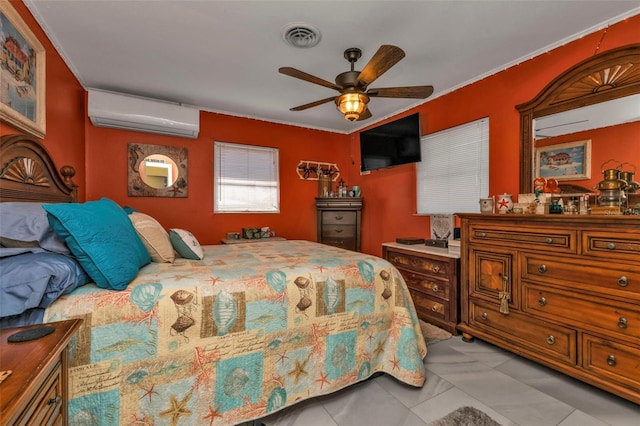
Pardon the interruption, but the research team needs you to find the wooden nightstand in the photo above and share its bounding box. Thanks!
[0,319,82,425]
[383,242,460,334]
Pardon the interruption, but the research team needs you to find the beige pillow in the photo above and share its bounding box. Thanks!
[129,212,175,263]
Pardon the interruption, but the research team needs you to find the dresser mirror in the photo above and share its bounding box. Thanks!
[128,143,188,197]
[516,44,640,194]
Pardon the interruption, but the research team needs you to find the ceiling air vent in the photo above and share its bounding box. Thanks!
[282,23,321,48]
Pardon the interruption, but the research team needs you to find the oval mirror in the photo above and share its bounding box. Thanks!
[139,154,177,188]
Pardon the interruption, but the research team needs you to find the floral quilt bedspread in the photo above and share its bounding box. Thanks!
[44,240,427,425]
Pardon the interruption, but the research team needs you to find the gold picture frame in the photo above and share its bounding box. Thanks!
[535,139,591,181]
[0,0,46,138]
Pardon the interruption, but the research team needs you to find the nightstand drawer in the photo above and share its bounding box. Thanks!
[409,289,447,322]
[397,268,449,300]
[386,250,450,277]
[322,211,357,225]
[19,362,63,426]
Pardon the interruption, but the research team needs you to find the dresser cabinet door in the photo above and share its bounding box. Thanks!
[468,246,517,309]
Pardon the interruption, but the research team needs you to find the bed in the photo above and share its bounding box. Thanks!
[0,133,427,425]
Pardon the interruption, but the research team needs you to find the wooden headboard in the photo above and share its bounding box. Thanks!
[0,134,77,203]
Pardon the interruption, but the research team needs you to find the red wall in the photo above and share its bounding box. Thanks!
[3,1,639,255]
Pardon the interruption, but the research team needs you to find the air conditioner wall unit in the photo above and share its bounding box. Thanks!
[88,89,200,139]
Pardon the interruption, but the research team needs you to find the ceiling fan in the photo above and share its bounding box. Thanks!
[279,45,434,122]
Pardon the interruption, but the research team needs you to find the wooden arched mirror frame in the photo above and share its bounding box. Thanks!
[516,43,640,194]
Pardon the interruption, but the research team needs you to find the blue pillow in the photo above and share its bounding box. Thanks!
[0,252,91,318]
[43,198,151,290]
[0,202,70,255]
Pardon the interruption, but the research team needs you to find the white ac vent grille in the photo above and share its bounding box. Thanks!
[282,23,321,48]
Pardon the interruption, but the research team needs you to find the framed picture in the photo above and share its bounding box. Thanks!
[535,140,591,181]
[0,0,46,138]
[430,214,454,240]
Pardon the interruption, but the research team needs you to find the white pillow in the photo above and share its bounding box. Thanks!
[129,212,175,263]
[169,229,204,260]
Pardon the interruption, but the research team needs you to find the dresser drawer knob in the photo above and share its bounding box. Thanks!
[545,237,553,244]
[607,355,617,367]
[617,317,628,329]
[431,284,439,293]
[607,242,616,250]
[48,395,61,405]
[538,264,547,273]
[546,335,555,345]
[538,297,547,306]
[334,229,343,233]
[431,305,441,313]
[432,265,440,273]
[481,312,488,320]
[617,276,628,287]
[334,215,343,220]
[479,232,487,238]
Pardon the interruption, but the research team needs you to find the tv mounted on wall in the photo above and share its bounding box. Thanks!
[359,112,422,172]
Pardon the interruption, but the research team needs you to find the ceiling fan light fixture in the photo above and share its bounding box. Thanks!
[336,93,369,121]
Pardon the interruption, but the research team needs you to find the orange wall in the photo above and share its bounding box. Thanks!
[346,16,640,256]
[85,114,350,245]
[3,2,639,255]
[1,0,86,198]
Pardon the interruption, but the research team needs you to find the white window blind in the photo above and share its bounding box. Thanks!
[417,118,489,214]
[214,141,280,213]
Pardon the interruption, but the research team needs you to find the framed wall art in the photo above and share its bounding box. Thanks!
[0,0,46,138]
[535,139,591,181]
[128,143,188,197]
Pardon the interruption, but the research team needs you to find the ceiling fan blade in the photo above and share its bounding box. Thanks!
[279,67,341,91]
[357,108,372,121]
[357,45,405,87]
[290,96,337,111]
[367,85,434,99]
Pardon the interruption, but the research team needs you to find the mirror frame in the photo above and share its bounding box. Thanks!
[516,43,640,194]
[128,143,188,197]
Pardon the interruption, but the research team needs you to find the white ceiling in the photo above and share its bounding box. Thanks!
[23,0,640,134]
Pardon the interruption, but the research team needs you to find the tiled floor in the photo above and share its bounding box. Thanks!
[257,336,639,426]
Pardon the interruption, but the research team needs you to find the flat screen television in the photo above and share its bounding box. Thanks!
[359,112,422,172]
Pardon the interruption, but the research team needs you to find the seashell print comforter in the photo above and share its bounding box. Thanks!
[44,240,427,425]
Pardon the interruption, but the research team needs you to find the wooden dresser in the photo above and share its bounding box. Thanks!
[383,242,460,334]
[458,214,640,404]
[0,319,82,425]
[316,197,362,251]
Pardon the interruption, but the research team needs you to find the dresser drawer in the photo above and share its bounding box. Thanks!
[582,230,640,263]
[17,362,62,426]
[520,253,640,299]
[397,268,449,301]
[322,224,355,238]
[469,300,576,364]
[386,250,450,278]
[322,211,357,225]
[321,236,356,251]
[409,289,447,322]
[469,225,576,254]
[582,334,640,392]
[523,284,640,338]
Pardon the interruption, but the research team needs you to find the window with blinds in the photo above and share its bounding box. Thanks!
[416,118,489,215]
[214,141,280,213]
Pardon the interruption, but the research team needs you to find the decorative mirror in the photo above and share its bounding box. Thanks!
[128,143,188,197]
[516,43,640,194]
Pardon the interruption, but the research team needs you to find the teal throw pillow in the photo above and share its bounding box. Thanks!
[43,198,151,290]
[170,229,204,260]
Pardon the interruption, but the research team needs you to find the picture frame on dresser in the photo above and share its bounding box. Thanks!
[0,0,46,139]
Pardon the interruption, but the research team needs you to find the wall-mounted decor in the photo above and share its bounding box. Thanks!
[0,0,46,138]
[535,140,591,181]
[128,143,188,197]
[296,160,340,181]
